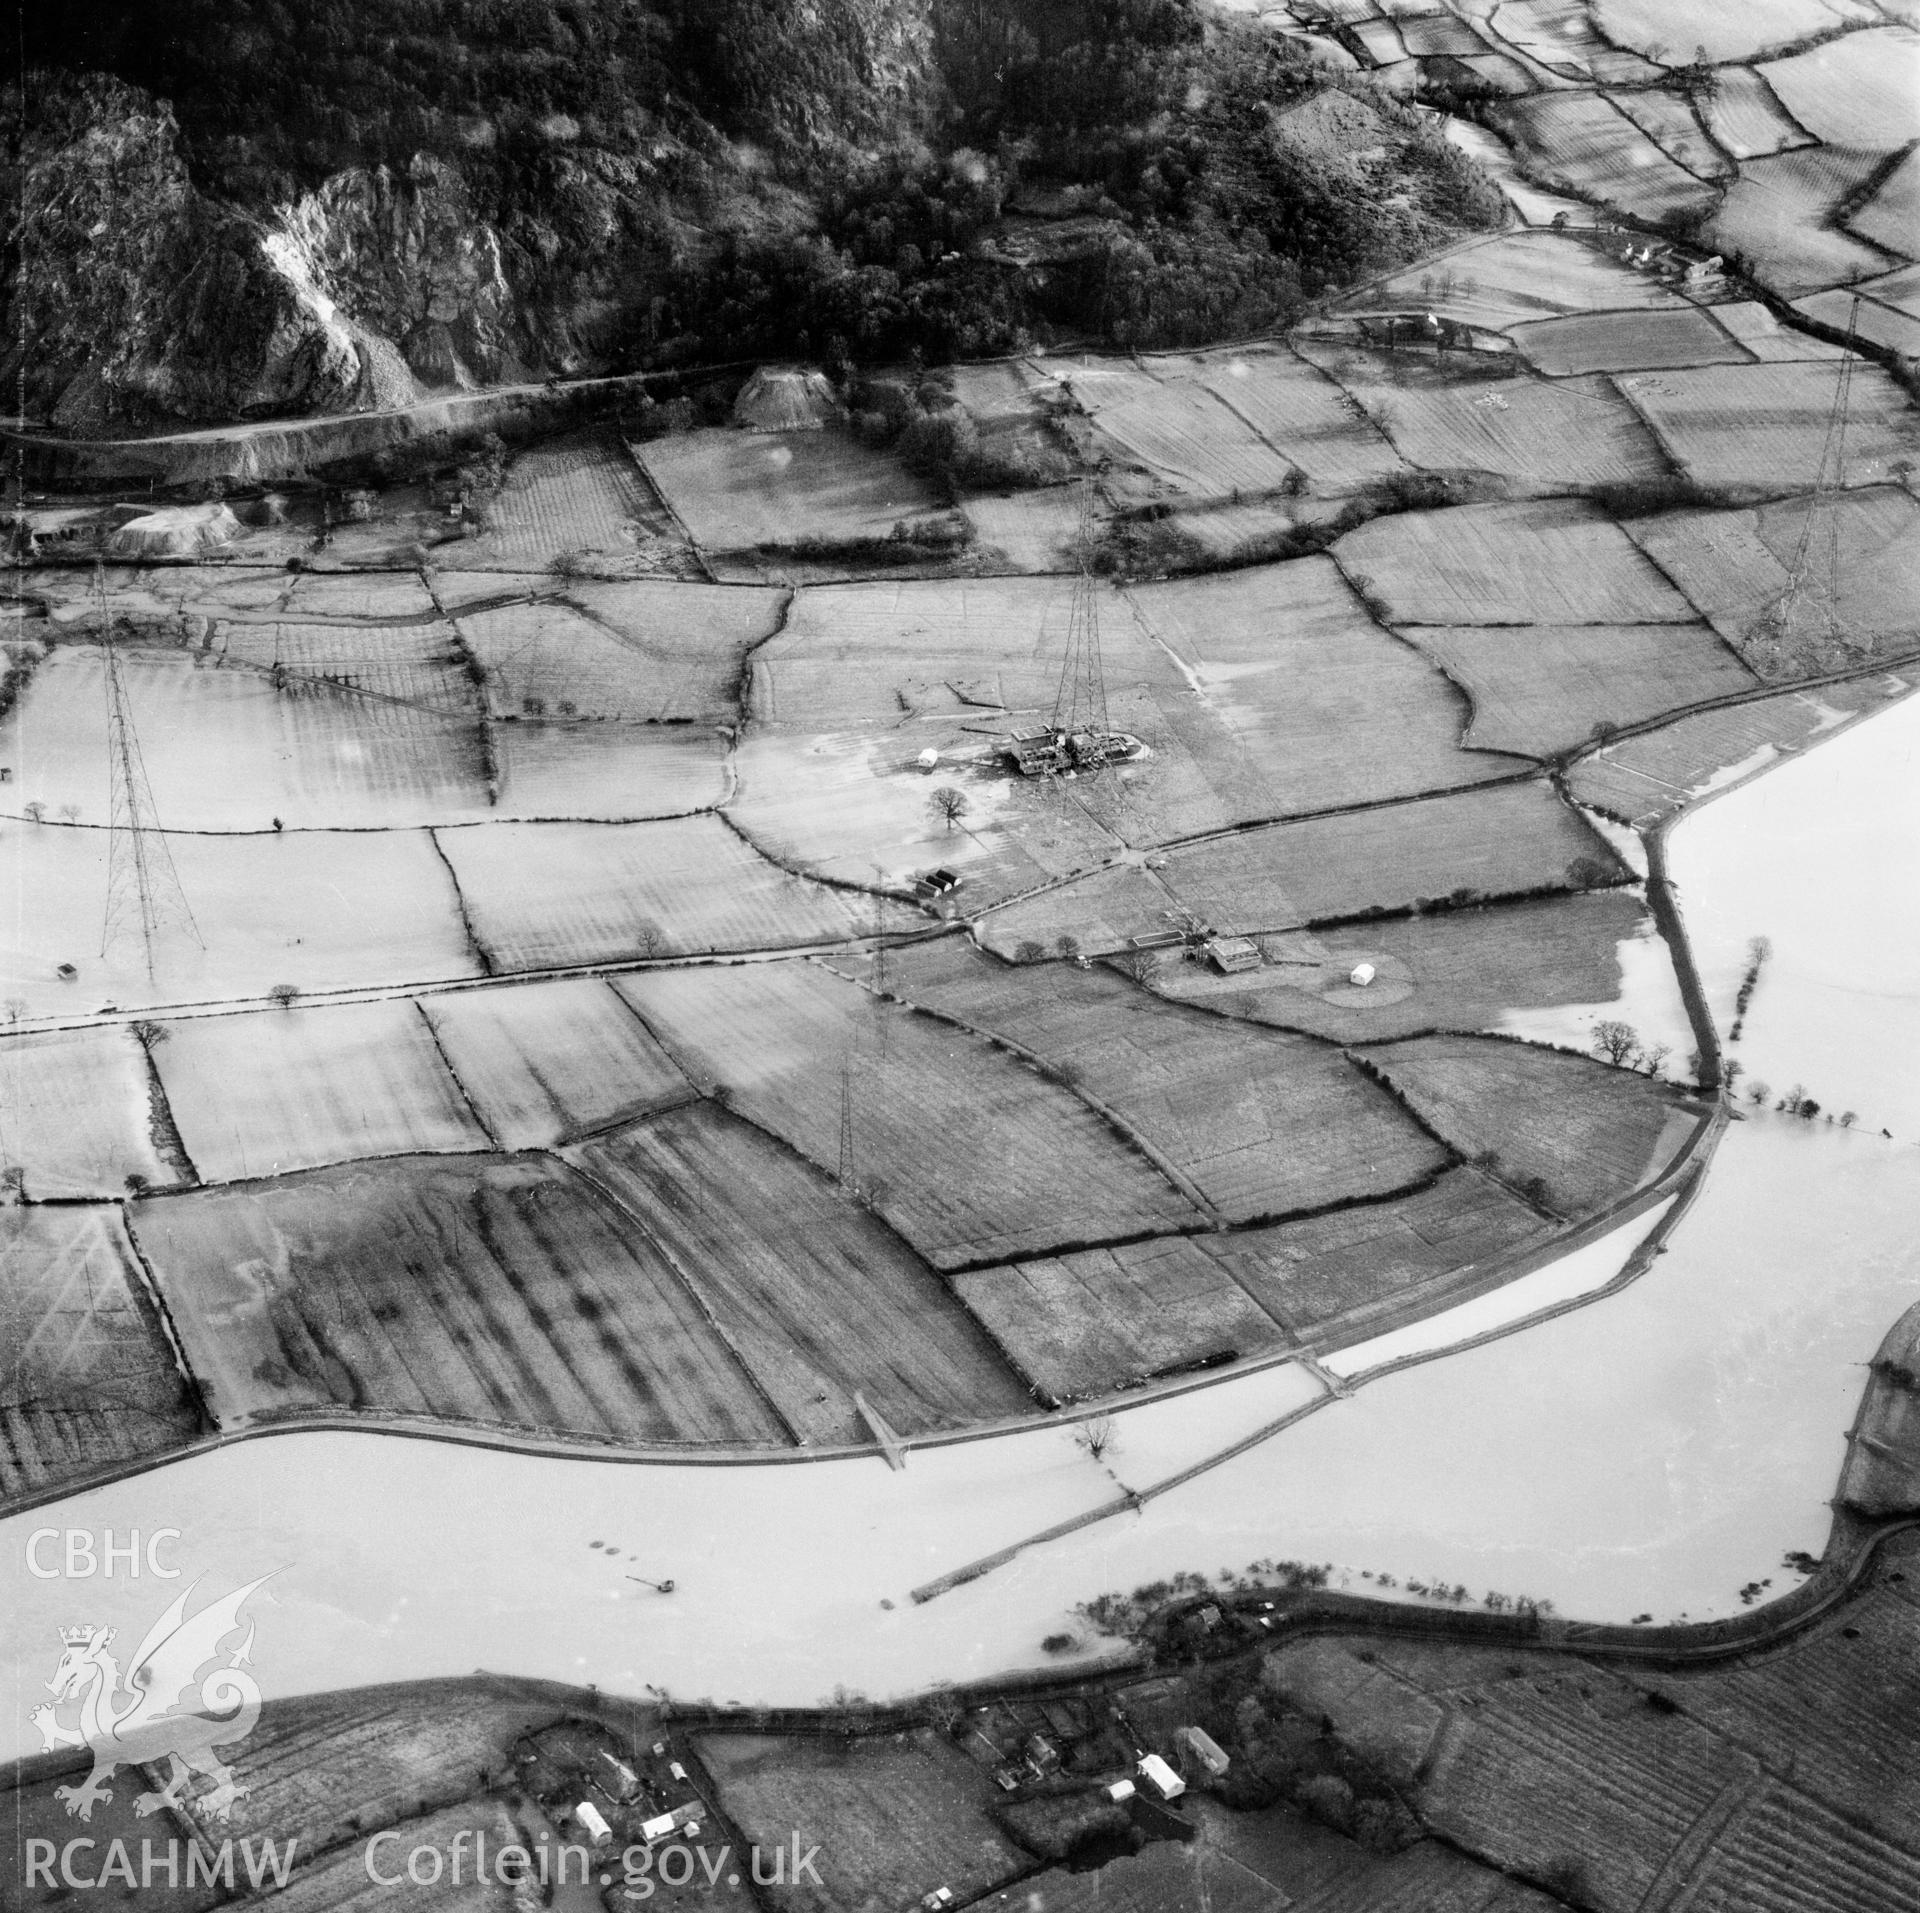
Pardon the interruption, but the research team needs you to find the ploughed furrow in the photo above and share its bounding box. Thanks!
[1689,1788,1920,1913]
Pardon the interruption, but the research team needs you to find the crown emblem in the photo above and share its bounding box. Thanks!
[58,1625,100,1647]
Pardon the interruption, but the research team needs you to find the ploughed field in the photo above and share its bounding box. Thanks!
[7,15,1919,1497]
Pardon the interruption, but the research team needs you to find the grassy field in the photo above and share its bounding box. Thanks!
[1706,147,1894,297]
[437,814,899,970]
[973,863,1181,963]
[951,1234,1291,1403]
[0,1023,178,1198]
[2,645,488,832]
[489,722,729,820]
[133,1154,789,1443]
[1358,1033,1699,1219]
[1403,619,1758,758]
[1708,300,1854,361]
[1760,27,1920,148]
[1484,0,1663,82]
[695,1730,1033,1913]
[574,1101,1032,1441]
[1566,681,1885,823]
[1296,345,1668,486]
[0,1204,202,1504]
[151,999,491,1183]
[885,941,1451,1223]
[1489,93,1717,223]
[0,822,480,1019]
[1623,487,1920,675]
[1075,374,1301,502]
[160,1686,544,1863]
[1345,232,1689,332]
[1127,555,1522,810]
[1603,87,1735,181]
[615,960,1201,1268]
[1160,780,1625,932]
[1194,344,1407,491]
[1147,890,1658,1045]
[636,427,942,558]
[1849,150,1920,258]
[1510,308,1753,376]
[1699,66,1817,159]
[420,976,694,1150]
[1212,1167,1548,1345]
[1334,500,1695,627]
[1596,0,1852,64]
[465,430,660,570]
[1797,287,1920,358]
[961,487,1088,572]
[214,619,473,711]
[453,579,783,722]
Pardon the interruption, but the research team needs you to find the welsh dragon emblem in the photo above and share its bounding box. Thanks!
[31,1576,272,1823]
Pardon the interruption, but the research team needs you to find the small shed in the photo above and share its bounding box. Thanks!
[1138,1752,1187,1800]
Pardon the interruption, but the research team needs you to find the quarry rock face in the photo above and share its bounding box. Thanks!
[3,78,364,430]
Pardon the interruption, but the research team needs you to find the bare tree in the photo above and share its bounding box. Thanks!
[1591,1019,1641,1068]
[1746,1079,1772,1107]
[1075,1414,1116,1463]
[267,982,302,1009]
[58,804,81,824]
[22,800,45,824]
[1640,1042,1672,1078]
[929,786,970,833]
[129,1019,170,1048]
[1839,1111,1858,1128]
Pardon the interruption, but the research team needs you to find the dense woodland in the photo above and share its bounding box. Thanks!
[11,0,1501,411]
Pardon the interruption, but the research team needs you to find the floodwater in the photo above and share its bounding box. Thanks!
[6,689,1918,1753]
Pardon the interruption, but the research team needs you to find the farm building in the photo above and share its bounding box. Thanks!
[732,365,844,432]
[1206,936,1262,974]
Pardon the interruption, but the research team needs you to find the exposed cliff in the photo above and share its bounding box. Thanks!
[5,0,1501,434]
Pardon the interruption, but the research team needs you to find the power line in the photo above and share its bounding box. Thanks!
[96,567,201,980]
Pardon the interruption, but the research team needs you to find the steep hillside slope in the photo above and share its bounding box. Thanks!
[4,0,1501,431]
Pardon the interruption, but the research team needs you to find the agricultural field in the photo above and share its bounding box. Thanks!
[450,577,784,721]
[1705,146,1895,297]
[1340,231,1689,332]
[971,862,1179,963]
[1796,285,1920,357]
[951,1234,1292,1404]
[1,643,489,832]
[1293,343,1667,486]
[1126,555,1525,809]
[1335,498,1694,627]
[1567,680,1888,823]
[1698,66,1816,160]
[0,1022,178,1198]
[279,571,442,623]
[1483,0,1662,82]
[1509,307,1753,376]
[961,486,1088,572]
[463,430,668,572]
[1613,360,1920,489]
[435,813,900,970]
[884,941,1450,1223]
[1602,88,1734,182]
[635,427,943,561]
[0,1204,203,1504]
[1146,890,1668,1047]
[418,976,693,1150]
[573,1101,1031,1441]
[1210,1168,1549,1346]
[1759,26,1920,148]
[149,998,491,1183]
[0,821,480,1019]
[614,959,1201,1268]
[695,1731,1034,1913]
[1156,779,1625,932]
[1487,93,1717,224]
[1357,1032,1701,1219]
[488,721,729,820]
[1401,619,1758,758]
[1707,299,1854,360]
[1192,344,1408,490]
[1848,150,1920,259]
[1622,487,1920,677]
[1595,0,1861,65]
[131,1154,789,1444]
[973,1836,1300,1913]
[1066,371,1302,503]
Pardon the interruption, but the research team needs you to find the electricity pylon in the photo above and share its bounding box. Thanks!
[1050,481,1111,745]
[97,568,200,979]
[1749,295,1860,659]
